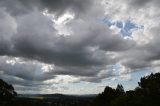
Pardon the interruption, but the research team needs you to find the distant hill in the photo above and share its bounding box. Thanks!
[17,93,97,99]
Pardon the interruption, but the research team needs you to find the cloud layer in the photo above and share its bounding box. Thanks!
[0,0,160,94]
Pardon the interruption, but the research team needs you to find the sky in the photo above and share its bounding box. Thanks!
[0,0,160,94]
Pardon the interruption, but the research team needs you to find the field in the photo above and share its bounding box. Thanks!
[0,94,96,106]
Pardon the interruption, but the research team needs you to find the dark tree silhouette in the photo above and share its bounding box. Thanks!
[92,84,125,106]
[92,72,160,106]
[116,84,125,95]
[138,73,160,96]
[0,79,17,100]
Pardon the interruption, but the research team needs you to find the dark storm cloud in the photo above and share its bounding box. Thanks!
[93,33,135,52]
[128,0,151,7]
[127,0,160,8]
[0,6,132,68]
[38,0,92,17]
[0,0,92,17]
[122,59,151,70]
[0,0,136,86]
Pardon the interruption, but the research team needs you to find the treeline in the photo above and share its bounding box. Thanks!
[0,79,17,100]
[92,72,160,106]
[1,72,160,106]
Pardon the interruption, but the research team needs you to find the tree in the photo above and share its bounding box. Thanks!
[116,84,125,94]
[0,79,17,100]
[138,73,160,96]
[93,85,124,106]
[92,73,160,106]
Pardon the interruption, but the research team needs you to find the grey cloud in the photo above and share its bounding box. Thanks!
[128,0,151,7]
[93,34,135,52]
[0,0,92,17]
[0,0,136,87]
[80,66,116,83]
[0,73,45,87]
[38,0,92,17]
[0,0,36,16]
[0,57,54,82]
[119,23,160,70]
[0,7,129,68]
[122,59,151,70]
[1,0,160,94]
[14,84,58,94]
[127,0,160,8]
[52,65,104,77]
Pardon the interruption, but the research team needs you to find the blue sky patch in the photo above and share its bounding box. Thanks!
[101,18,144,37]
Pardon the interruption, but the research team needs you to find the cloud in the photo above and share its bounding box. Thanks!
[127,0,160,8]
[0,0,93,18]
[0,0,160,94]
[0,56,54,83]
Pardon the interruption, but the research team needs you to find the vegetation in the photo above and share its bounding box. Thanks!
[0,72,160,106]
[0,79,17,100]
[93,72,160,106]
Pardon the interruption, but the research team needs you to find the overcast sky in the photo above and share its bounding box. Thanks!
[0,0,160,94]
